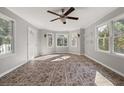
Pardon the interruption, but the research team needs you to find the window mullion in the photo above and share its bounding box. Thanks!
[109,21,113,54]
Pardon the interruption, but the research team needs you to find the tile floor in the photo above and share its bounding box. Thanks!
[0,53,124,86]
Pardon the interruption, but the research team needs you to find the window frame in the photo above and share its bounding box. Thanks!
[95,13,124,57]
[111,14,124,56]
[47,33,54,48]
[95,22,111,53]
[56,33,68,47]
[71,32,78,48]
[0,12,16,59]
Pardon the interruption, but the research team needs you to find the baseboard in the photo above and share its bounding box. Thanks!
[40,51,84,56]
[40,52,54,56]
[55,52,69,54]
[85,54,124,77]
[0,61,28,78]
[68,52,83,55]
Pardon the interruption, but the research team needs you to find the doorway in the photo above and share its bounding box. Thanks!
[27,27,38,61]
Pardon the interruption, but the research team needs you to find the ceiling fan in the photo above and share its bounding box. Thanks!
[47,7,79,24]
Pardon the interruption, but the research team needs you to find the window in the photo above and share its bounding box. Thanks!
[56,34,68,47]
[0,13,14,56]
[47,33,53,48]
[96,24,109,52]
[71,33,78,47]
[96,14,124,56]
[113,19,124,54]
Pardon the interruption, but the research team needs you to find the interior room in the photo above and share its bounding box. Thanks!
[0,7,124,86]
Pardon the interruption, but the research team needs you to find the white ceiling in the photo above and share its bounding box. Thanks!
[7,7,117,31]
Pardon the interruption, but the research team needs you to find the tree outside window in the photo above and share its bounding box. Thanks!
[56,34,68,47]
[97,24,109,51]
[113,20,124,54]
[0,15,14,56]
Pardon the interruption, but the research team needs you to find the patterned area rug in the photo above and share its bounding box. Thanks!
[0,53,124,86]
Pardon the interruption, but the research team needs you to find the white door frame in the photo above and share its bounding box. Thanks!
[27,27,37,61]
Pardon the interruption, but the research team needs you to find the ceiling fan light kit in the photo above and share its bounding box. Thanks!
[47,7,79,24]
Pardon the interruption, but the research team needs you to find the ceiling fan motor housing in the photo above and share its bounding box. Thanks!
[63,22,66,24]
[60,18,66,24]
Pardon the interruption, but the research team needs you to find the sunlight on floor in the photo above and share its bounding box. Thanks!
[33,54,60,61]
[51,56,70,62]
[95,71,114,86]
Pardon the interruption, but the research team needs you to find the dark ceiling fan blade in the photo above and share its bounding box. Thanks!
[64,7,75,16]
[47,10,62,17]
[66,16,79,20]
[50,18,60,22]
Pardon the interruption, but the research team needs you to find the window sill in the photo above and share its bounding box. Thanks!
[47,46,54,48]
[96,49,110,54]
[111,52,124,58]
[56,46,68,48]
[48,47,53,48]
[96,50,124,59]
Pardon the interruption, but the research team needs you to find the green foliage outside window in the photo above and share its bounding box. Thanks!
[57,35,68,46]
[0,16,13,55]
[97,25,109,51]
[99,38,109,51]
[113,21,124,54]
[0,18,11,46]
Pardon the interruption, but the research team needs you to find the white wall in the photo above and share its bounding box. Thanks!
[69,30,80,55]
[55,32,69,53]
[0,8,40,77]
[40,30,69,55]
[39,29,85,55]
[28,27,41,60]
[40,30,55,55]
[69,29,85,55]
[80,29,85,54]
[85,7,124,76]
